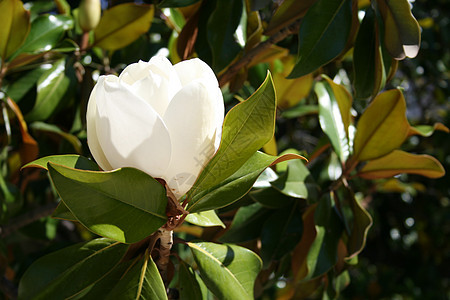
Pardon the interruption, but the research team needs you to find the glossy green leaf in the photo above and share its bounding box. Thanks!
[25,59,73,122]
[249,187,294,209]
[343,188,372,261]
[260,204,303,267]
[178,260,208,300]
[22,154,99,171]
[353,89,409,161]
[271,158,319,201]
[12,14,73,57]
[3,66,47,102]
[188,242,262,300]
[158,0,201,8]
[93,3,154,50]
[353,7,384,99]
[106,252,167,300]
[358,150,446,179]
[18,238,129,300]
[220,202,271,243]
[207,0,243,72]
[288,0,352,78]
[264,0,316,35]
[187,72,277,210]
[188,151,305,213]
[0,0,30,60]
[48,163,167,243]
[376,0,421,59]
[316,81,350,162]
[408,122,449,137]
[185,210,225,228]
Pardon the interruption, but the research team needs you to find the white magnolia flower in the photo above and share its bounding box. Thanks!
[86,56,224,199]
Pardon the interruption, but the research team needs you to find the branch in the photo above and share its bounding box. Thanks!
[218,19,301,87]
[0,202,57,238]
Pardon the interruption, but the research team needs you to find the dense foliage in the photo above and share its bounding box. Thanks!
[0,0,448,299]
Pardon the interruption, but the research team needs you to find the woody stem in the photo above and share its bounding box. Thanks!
[156,227,173,284]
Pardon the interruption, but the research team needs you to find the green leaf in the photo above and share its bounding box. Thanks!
[353,7,385,99]
[358,150,446,179]
[158,0,201,8]
[47,164,167,243]
[185,210,225,228]
[264,0,316,35]
[0,0,30,60]
[25,58,73,122]
[187,72,277,209]
[12,14,73,57]
[408,122,449,137]
[249,187,294,209]
[30,122,82,153]
[271,158,319,201]
[288,0,352,78]
[188,242,262,300]
[18,238,129,300]
[52,201,77,221]
[207,0,243,72]
[93,3,154,50]
[106,252,167,300]
[219,202,271,243]
[376,0,421,59]
[281,104,318,119]
[343,188,372,261]
[315,81,350,162]
[353,89,409,161]
[22,154,99,171]
[188,151,305,213]
[178,260,208,300]
[3,66,47,102]
[260,204,303,267]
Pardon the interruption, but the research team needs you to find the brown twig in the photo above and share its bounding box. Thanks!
[218,19,301,87]
[0,202,57,238]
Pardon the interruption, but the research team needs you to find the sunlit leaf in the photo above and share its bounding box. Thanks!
[48,164,167,243]
[316,81,350,162]
[288,0,352,78]
[353,89,409,161]
[3,66,47,102]
[0,0,30,60]
[25,59,74,122]
[185,210,225,228]
[188,242,262,300]
[18,238,129,299]
[22,154,98,171]
[158,0,201,8]
[12,14,73,57]
[358,150,445,179]
[187,72,277,210]
[376,0,421,59]
[93,3,154,50]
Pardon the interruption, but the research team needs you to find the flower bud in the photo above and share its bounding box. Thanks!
[86,56,224,199]
[78,0,101,32]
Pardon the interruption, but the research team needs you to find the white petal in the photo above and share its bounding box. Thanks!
[119,57,182,116]
[86,78,114,171]
[94,76,172,178]
[174,58,219,88]
[162,81,222,198]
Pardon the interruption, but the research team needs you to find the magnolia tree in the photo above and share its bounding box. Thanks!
[0,0,447,299]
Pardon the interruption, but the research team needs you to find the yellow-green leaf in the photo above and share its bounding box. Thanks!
[408,122,449,137]
[376,0,421,59]
[358,150,445,179]
[353,89,409,161]
[0,0,30,60]
[93,3,154,50]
